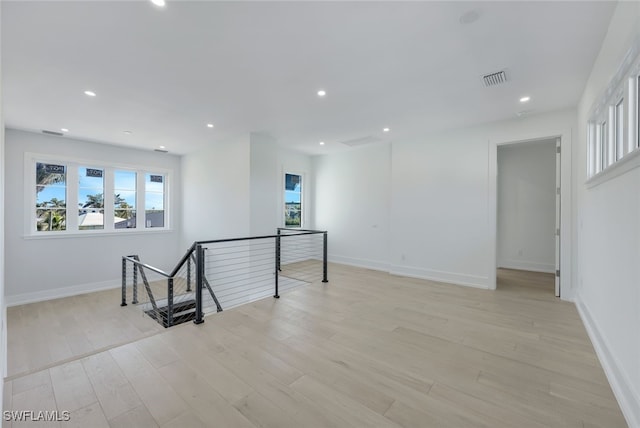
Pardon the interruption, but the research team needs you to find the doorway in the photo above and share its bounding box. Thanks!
[496,138,560,297]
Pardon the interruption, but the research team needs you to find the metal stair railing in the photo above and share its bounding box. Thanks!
[121,228,328,327]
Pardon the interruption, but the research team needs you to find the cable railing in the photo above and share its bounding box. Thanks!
[121,228,327,327]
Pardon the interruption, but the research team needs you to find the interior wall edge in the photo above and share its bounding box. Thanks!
[575,295,640,428]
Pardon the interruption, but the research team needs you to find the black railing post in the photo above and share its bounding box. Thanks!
[186,256,192,292]
[121,257,127,306]
[167,277,174,327]
[132,264,139,304]
[322,231,328,283]
[277,228,282,271]
[274,234,281,298]
[194,244,205,324]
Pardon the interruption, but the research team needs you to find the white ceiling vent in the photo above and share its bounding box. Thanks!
[341,135,383,147]
[482,70,507,87]
[42,129,64,136]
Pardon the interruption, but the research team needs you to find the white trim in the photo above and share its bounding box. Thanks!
[497,260,555,274]
[22,228,174,240]
[329,254,390,272]
[488,130,572,300]
[5,279,121,307]
[575,296,640,428]
[585,146,640,188]
[389,265,489,289]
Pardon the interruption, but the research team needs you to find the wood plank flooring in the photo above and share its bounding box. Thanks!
[3,265,627,427]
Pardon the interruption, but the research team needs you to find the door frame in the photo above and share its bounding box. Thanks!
[488,131,572,300]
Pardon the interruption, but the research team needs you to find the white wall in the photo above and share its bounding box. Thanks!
[181,135,251,246]
[0,4,6,404]
[390,109,575,289]
[573,2,640,426]
[313,143,391,270]
[311,111,574,290]
[4,129,182,305]
[250,133,278,236]
[497,140,556,273]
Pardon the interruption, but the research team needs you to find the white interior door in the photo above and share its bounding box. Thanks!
[555,138,561,297]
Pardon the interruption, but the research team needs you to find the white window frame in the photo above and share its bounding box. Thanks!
[25,153,171,237]
[586,42,640,183]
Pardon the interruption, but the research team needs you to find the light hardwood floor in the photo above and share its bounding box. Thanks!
[3,265,627,427]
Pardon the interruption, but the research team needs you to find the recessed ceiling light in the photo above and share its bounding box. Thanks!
[383,127,390,132]
[150,0,166,7]
[123,130,132,135]
[207,123,214,128]
[317,90,326,97]
[84,90,96,97]
[60,128,69,132]
[159,145,166,149]
[520,96,531,103]
[319,141,325,145]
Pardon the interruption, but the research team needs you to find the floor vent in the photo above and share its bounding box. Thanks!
[483,70,507,87]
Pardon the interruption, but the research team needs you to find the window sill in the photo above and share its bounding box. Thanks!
[23,228,173,240]
[586,147,640,189]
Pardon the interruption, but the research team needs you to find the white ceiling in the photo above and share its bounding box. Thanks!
[2,1,615,155]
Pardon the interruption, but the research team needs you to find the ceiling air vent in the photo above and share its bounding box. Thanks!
[154,148,168,153]
[42,130,64,136]
[482,70,507,87]
[341,135,383,147]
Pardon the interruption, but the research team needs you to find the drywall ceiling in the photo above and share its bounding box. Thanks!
[1,1,615,155]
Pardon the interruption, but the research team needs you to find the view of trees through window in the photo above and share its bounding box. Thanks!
[34,161,166,233]
[285,173,302,227]
[36,163,67,231]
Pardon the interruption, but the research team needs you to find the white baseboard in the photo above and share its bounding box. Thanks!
[498,259,555,273]
[575,296,639,428]
[6,280,121,307]
[329,254,390,272]
[389,265,489,289]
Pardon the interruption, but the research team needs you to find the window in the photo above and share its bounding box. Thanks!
[615,99,624,161]
[145,173,165,228]
[29,155,169,235]
[284,173,302,227]
[115,170,136,229]
[78,167,104,230]
[36,163,67,232]
[601,121,608,170]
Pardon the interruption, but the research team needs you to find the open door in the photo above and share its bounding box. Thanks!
[555,138,561,297]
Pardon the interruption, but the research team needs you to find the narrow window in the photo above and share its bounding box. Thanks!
[78,167,104,230]
[145,173,165,228]
[115,170,137,229]
[36,163,67,231]
[601,121,608,169]
[615,99,625,160]
[284,173,302,227]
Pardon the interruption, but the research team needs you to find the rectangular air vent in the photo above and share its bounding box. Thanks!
[154,148,168,153]
[42,130,64,136]
[483,70,507,87]
[341,135,383,147]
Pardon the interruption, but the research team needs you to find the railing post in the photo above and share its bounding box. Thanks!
[274,234,281,298]
[121,257,127,306]
[277,228,281,271]
[167,277,174,327]
[186,256,192,292]
[132,264,139,304]
[322,231,328,283]
[194,244,205,324]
